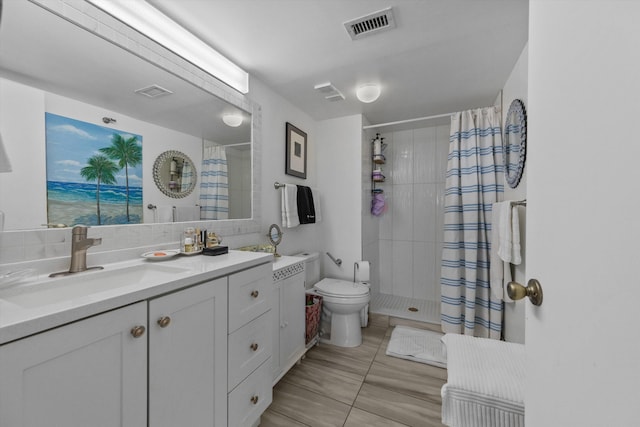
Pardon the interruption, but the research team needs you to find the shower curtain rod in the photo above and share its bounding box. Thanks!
[222,142,251,148]
[362,98,503,130]
[362,112,453,130]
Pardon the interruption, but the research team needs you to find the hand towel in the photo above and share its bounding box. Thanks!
[490,202,514,301]
[296,185,316,224]
[173,205,200,222]
[281,184,300,228]
[311,188,322,223]
[155,206,174,223]
[497,203,522,265]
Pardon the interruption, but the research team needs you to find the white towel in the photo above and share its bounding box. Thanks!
[490,202,512,301]
[173,205,200,222]
[281,184,299,228]
[311,188,322,223]
[497,203,522,265]
[155,206,174,223]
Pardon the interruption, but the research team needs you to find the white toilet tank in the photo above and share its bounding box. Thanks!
[293,252,320,289]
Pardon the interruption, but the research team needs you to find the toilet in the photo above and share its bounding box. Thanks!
[294,252,370,348]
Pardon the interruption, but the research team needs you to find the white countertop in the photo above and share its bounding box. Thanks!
[0,250,272,345]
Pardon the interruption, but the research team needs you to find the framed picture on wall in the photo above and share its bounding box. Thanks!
[285,122,307,179]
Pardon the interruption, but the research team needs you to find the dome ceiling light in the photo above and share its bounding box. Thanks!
[356,84,381,103]
[222,113,244,127]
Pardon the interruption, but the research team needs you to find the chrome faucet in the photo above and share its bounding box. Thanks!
[50,225,104,277]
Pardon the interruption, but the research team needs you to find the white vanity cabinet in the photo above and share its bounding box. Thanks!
[227,262,273,427]
[0,302,148,427]
[0,254,274,427]
[271,261,306,384]
[148,278,228,427]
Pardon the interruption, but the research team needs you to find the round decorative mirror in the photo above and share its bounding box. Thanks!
[503,99,527,188]
[267,223,283,257]
[153,150,197,198]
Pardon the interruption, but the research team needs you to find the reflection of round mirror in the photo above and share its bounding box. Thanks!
[267,223,283,246]
[503,99,527,188]
[153,150,197,198]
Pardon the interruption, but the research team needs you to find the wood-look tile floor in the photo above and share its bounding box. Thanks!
[261,315,447,427]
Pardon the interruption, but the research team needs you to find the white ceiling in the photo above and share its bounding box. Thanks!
[148,0,529,126]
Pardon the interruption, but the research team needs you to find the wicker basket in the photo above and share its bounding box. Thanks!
[305,293,323,345]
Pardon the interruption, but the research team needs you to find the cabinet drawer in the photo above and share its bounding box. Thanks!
[228,310,271,391]
[228,358,273,427]
[228,263,271,333]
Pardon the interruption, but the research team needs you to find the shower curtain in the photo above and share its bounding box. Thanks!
[441,107,504,339]
[199,146,229,220]
[180,160,193,192]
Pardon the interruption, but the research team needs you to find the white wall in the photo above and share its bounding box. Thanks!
[246,78,321,256]
[501,44,528,344]
[316,114,364,281]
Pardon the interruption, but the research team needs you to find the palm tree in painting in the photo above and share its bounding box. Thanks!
[100,134,142,222]
[80,154,118,225]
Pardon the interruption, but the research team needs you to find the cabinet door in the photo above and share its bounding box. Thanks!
[148,278,227,427]
[0,302,147,427]
[280,272,305,371]
[271,279,282,381]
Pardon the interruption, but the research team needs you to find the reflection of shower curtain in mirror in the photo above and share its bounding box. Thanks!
[180,160,193,192]
[200,146,229,220]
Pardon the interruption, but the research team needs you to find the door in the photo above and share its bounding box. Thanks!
[0,302,147,427]
[527,2,640,425]
[148,278,228,427]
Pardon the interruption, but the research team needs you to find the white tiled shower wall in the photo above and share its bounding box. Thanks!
[377,125,449,302]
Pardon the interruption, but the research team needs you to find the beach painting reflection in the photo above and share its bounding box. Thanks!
[46,113,143,226]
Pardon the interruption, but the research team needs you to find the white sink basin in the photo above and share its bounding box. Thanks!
[0,263,190,308]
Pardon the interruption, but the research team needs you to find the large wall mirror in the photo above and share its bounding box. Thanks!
[0,0,259,231]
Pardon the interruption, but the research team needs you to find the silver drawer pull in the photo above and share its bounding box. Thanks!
[250,395,259,405]
[250,342,259,351]
[157,316,171,328]
[130,325,146,338]
[250,290,259,298]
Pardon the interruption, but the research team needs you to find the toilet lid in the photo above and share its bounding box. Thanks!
[314,278,369,297]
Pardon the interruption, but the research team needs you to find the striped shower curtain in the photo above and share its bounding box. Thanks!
[199,146,229,220]
[441,107,504,339]
[180,160,193,192]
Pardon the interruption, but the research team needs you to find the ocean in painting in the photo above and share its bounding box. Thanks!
[47,180,143,226]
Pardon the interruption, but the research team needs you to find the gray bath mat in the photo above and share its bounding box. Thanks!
[386,325,447,368]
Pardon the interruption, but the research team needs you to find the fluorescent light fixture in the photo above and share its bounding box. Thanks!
[87,0,249,94]
[222,113,244,127]
[356,83,381,103]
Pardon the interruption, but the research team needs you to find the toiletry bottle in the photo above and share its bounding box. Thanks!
[183,237,194,253]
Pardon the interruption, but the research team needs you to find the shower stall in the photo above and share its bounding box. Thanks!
[363,122,450,325]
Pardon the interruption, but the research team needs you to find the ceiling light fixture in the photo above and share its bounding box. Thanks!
[86,0,249,94]
[356,84,381,103]
[222,113,243,127]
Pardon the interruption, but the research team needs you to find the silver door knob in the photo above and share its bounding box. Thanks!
[507,279,543,306]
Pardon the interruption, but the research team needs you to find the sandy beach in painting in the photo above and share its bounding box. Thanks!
[48,199,143,226]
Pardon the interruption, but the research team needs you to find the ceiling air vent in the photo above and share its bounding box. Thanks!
[314,82,345,102]
[344,7,396,40]
[134,84,173,98]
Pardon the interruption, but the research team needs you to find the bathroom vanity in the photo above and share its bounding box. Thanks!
[0,250,273,427]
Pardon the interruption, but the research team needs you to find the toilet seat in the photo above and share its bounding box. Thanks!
[314,278,369,298]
